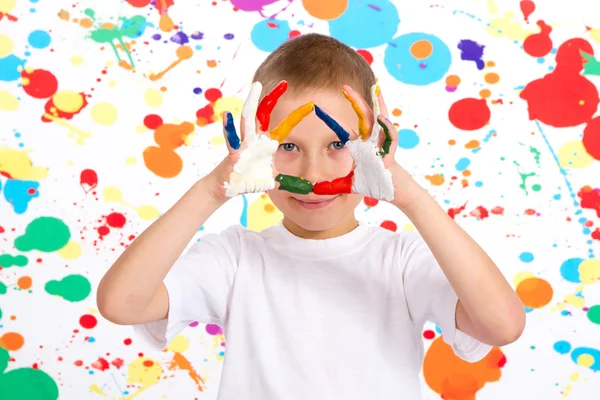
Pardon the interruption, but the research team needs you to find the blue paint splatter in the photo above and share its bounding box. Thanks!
[384,33,451,85]
[28,30,51,49]
[251,19,291,52]
[571,347,600,371]
[2,180,40,214]
[455,158,471,171]
[560,258,583,283]
[170,31,189,45]
[397,129,419,149]
[240,194,248,228]
[457,39,485,70]
[0,55,26,81]
[519,252,534,262]
[553,340,571,354]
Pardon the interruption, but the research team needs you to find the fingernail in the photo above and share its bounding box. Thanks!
[225,112,241,150]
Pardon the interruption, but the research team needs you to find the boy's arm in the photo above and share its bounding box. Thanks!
[397,178,526,347]
[96,178,223,325]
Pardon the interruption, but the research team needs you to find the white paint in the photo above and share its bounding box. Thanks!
[369,84,381,146]
[224,81,279,197]
[346,139,395,201]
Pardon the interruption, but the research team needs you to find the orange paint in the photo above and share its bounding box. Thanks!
[0,332,25,351]
[465,140,480,149]
[516,277,553,308]
[270,102,314,142]
[207,60,217,68]
[486,60,496,67]
[302,0,348,20]
[79,18,93,28]
[480,89,492,98]
[149,46,193,81]
[462,170,471,176]
[392,108,402,116]
[144,122,194,178]
[446,75,461,86]
[342,91,369,140]
[18,276,32,290]
[448,139,456,145]
[426,174,445,186]
[484,72,500,84]
[423,336,505,400]
[170,352,205,391]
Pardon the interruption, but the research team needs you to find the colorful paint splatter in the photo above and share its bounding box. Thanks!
[1,0,599,399]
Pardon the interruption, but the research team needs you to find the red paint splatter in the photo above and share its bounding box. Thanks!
[448,98,490,131]
[257,81,288,131]
[143,360,154,367]
[313,171,354,195]
[106,212,126,228]
[21,69,58,99]
[523,20,553,57]
[80,169,98,193]
[111,358,124,369]
[448,203,467,219]
[520,0,535,23]
[380,220,397,232]
[0,11,18,22]
[92,357,109,371]
[80,314,97,329]
[357,49,374,65]
[470,206,490,220]
[0,226,4,233]
[144,114,163,129]
[125,0,152,7]
[525,208,537,215]
[520,39,598,128]
[592,228,600,241]
[204,88,222,102]
[288,30,301,39]
[364,197,379,207]
[582,116,600,160]
[267,22,278,28]
[74,360,83,367]
[42,92,88,122]
[578,186,600,217]
[195,104,214,126]
[124,338,132,345]
[423,330,436,339]
[98,226,110,237]
[491,206,504,215]
[497,354,507,368]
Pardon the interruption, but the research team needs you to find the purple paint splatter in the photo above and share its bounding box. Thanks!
[170,31,189,45]
[224,33,235,40]
[206,324,223,335]
[458,39,486,70]
[230,0,279,12]
[191,31,204,40]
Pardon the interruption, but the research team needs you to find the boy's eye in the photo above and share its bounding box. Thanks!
[280,143,296,151]
[330,141,345,150]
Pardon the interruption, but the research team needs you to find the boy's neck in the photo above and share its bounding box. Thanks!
[282,216,359,240]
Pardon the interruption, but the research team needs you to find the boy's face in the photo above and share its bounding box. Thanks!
[266,88,363,238]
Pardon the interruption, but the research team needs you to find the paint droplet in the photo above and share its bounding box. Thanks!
[144,88,163,108]
[553,340,571,354]
[0,34,14,58]
[0,90,19,111]
[0,332,25,351]
[70,55,84,66]
[519,252,534,262]
[53,90,84,113]
[484,72,500,84]
[380,220,397,232]
[516,277,553,308]
[57,241,83,260]
[28,30,51,49]
[80,314,97,329]
[45,274,92,302]
[144,114,163,129]
[91,102,118,126]
[15,217,70,252]
[587,305,600,324]
[18,276,32,290]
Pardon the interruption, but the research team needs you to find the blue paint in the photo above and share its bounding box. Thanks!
[455,158,471,171]
[225,113,240,150]
[384,33,451,85]
[519,252,534,263]
[329,0,399,48]
[434,324,442,334]
[0,55,26,81]
[553,193,561,200]
[524,306,533,313]
[240,194,248,228]
[28,30,51,49]
[3,180,40,214]
[314,105,350,143]
[397,129,419,149]
[560,258,583,283]
[251,19,291,52]
[571,347,600,371]
[475,181,483,187]
[553,340,571,354]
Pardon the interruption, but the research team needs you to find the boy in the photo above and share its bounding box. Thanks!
[97,33,525,399]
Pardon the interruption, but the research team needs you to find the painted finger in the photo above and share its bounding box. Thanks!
[369,84,382,145]
[223,112,241,153]
[275,174,313,194]
[376,115,397,158]
[241,81,263,141]
[312,171,354,195]
[376,86,390,117]
[257,80,288,132]
[270,102,315,142]
[314,105,351,143]
[342,85,374,141]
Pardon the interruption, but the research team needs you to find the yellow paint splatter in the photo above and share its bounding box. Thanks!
[103,186,123,202]
[102,186,160,221]
[89,384,106,396]
[248,194,283,232]
[53,90,85,113]
[144,88,163,108]
[0,147,48,180]
[513,271,535,287]
[558,140,594,169]
[43,113,92,145]
[57,241,83,260]
[0,0,16,13]
[579,259,600,284]
[487,11,535,41]
[167,335,190,353]
[213,96,244,121]
[0,90,19,111]
[577,354,594,368]
[211,135,225,146]
[91,102,118,126]
[590,28,600,44]
[564,293,585,308]
[125,156,136,165]
[136,125,148,134]
[108,80,117,88]
[137,205,160,221]
[402,224,415,231]
[70,55,84,66]
[0,34,13,58]
[125,356,163,399]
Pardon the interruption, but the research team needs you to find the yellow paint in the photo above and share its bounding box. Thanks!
[590,28,600,44]
[0,34,13,58]
[125,156,136,165]
[57,241,82,260]
[486,0,499,14]
[144,88,163,108]
[513,271,535,287]
[103,186,123,202]
[487,11,535,41]
[579,259,600,284]
[43,113,92,145]
[0,147,48,180]
[89,384,106,396]
[211,135,225,146]
[91,102,118,126]
[402,224,415,231]
[0,0,16,13]
[125,356,163,399]
[558,140,594,169]
[136,125,148,133]
[167,334,190,353]
[53,90,84,113]
[0,90,19,111]
[577,354,594,368]
[70,56,84,66]
[248,194,283,232]
[343,91,369,140]
[108,80,117,88]
[213,96,244,121]
[564,294,585,308]
[270,102,314,142]
[137,205,160,220]
[570,372,580,381]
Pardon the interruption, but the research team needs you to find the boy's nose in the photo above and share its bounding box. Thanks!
[298,156,331,184]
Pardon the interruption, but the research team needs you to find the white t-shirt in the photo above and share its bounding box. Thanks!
[134,222,492,399]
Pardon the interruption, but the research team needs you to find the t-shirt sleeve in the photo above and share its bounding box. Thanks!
[132,226,240,350]
[399,231,492,362]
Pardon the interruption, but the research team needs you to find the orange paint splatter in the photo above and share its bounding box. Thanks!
[426,174,445,186]
[0,332,25,351]
[480,89,492,98]
[446,75,461,86]
[143,121,194,178]
[169,352,205,391]
[149,46,193,81]
[17,276,32,290]
[516,277,553,308]
[465,140,480,149]
[391,108,402,117]
[484,73,500,84]
[448,139,456,145]
[207,60,217,68]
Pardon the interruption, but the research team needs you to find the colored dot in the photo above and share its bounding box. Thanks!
[205,88,222,102]
[17,276,32,289]
[516,277,553,309]
[224,33,234,40]
[397,129,419,149]
[423,330,435,339]
[143,360,154,367]
[193,87,202,94]
[356,49,374,65]
[455,157,471,171]
[329,0,398,48]
[206,324,223,335]
[519,252,534,262]
[484,72,500,84]
[251,19,291,52]
[124,338,132,345]
[553,340,571,355]
[587,305,600,324]
[475,181,483,187]
[364,197,379,207]
[446,75,461,86]
[577,354,594,367]
[532,184,541,191]
[0,332,24,351]
[80,314,97,329]
[97,226,110,236]
[28,30,51,49]
[143,114,163,129]
[380,220,397,232]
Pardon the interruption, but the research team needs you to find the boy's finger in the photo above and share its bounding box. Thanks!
[376,86,390,118]
[342,84,374,141]
[223,112,241,154]
[257,80,288,132]
[376,114,398,158]
[270,102,315,142]
[314,105,351,143]
[242,81,263,140]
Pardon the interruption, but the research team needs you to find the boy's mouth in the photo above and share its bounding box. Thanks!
[292,195,339,210]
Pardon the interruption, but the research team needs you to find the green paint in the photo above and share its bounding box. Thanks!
[45,274,91,302]
[588,305,600,324]
[15,217,70,252]
[0,308,2,320]
[0,255,28,268]
[90,15,147,68]
[275,174,313,194]
[581,51,600,77]
[0,283,6,295]
[83,8,95,20]
[377,120,392,157]
[529,146,541,166]
[513,161,536,195]
[0,347,58,400]
[532,184,542,192]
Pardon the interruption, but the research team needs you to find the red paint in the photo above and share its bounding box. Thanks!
[257,81,288,132]
[448,203,467,219]
[578,186,600,217]
[288,30,301,39]
[143,360,154,367]
[498,355,507,368]
[80,169,98,193]
[144,114,163,129]
[520,0,535,22]
[98,226,110,236]
[267,22,278,28]
[313,171,353,195]
[21,69,58,99]
[42,92,88,122]
[74,360,83,366]
[523,20,552,57]
[582,116,600,160]
[92,357,109,371]
[124,338,132,345]
[470,206,489,220]
[126,0,152,7]
[357,49,374,65]
[380,220,397,232]
[520,39,598,128]
[491,206,504,215]
[106,212,126,228]
[204,88,222,102]
[448,98,490,131]
[364,197,379,207]
[80,314,97,329]
[195,104,215,126]
[423,330,435,339]
[524,208,536,215]
[27,187,36,195]
[592,228,600,241]
[111,358,124,369]
[0,226,4,233]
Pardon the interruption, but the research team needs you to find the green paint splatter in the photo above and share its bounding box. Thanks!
[513,161,536,195]
[0,283,6,295]
[45,274,91,302]
[532,184,542,192]
[0,347,58,400]
[14,217,70,252]
[0,255,28,268]
[83,8,95,20]
[529,146,541,166]
[581,51,600,77]
[588,305,600,324]
[0,308,2,320]
[89,15,147,68]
